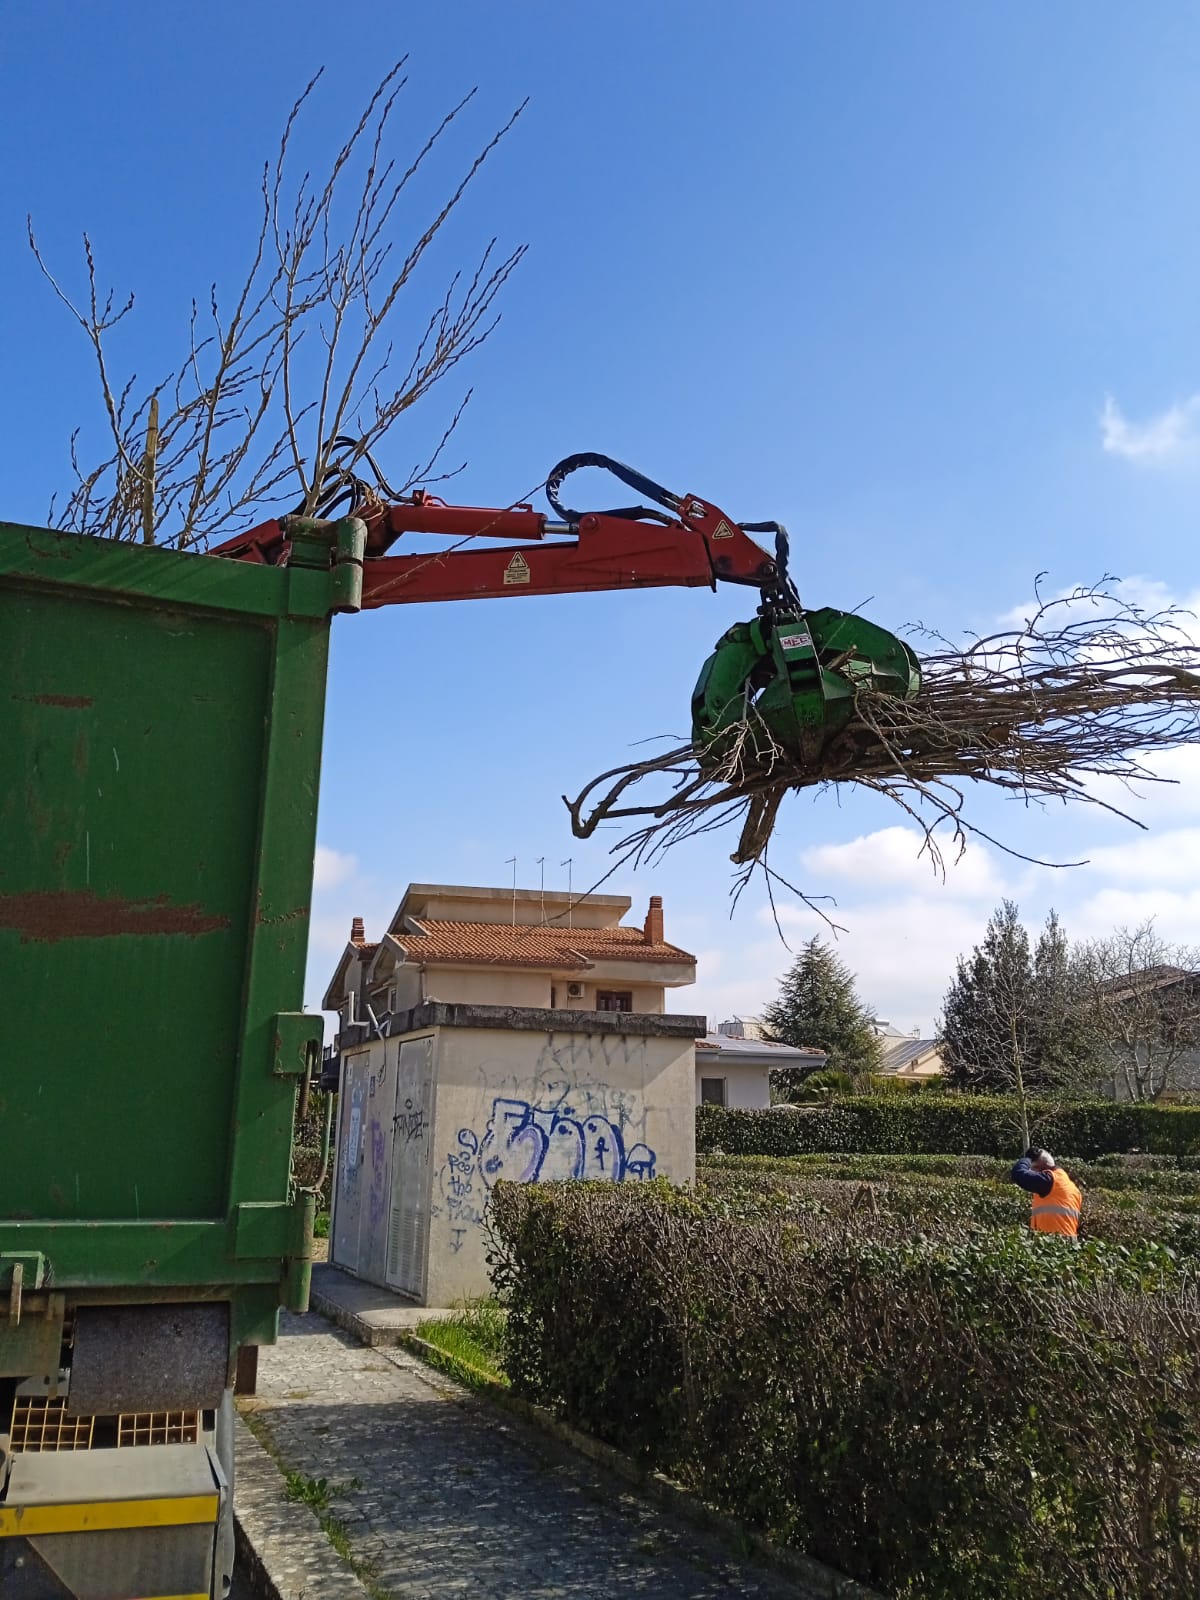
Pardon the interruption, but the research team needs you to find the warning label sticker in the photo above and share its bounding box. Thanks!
[710,519,735,540]
[504,552,531,585]
[777,631,813,652]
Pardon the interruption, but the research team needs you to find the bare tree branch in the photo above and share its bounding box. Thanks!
[1077,923,1200,1101]
[566,581,1200,904]
[34,61,526,549]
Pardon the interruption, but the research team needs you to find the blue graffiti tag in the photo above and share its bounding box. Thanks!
[437,1127,486,1229]
[437,1096,658,1234]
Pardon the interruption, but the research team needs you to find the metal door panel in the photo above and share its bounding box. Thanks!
[385,1037,433,1298]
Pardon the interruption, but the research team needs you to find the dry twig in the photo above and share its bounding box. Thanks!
[32,60,526,549]
[566,579,1200,892]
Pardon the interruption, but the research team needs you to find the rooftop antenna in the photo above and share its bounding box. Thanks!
[506,856,517,925]
[560,857,573,928]
[537,856,546,924]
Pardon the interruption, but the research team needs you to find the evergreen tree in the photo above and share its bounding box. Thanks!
[1032,909,1097,1086]
[940,902,1098,1144]
[761,937,881,1098]
[941,899,1033,1092]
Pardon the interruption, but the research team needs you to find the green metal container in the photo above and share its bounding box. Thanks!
[0,515,363,1596]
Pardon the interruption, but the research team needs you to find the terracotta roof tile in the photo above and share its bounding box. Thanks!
[392,918,695,970]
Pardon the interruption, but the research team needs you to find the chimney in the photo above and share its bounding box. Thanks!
[644,895,664,946]
[350,916,365,944]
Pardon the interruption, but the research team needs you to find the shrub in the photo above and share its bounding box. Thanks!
[291,1144,331,1206]
[491,1182,1200,1599]
[697,1096,1200,1161]
[699,1150,1200,1197]
[694,1154,1200,1256]
[866,1073,935,1095]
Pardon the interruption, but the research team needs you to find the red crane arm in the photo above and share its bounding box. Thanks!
[213,490,782,606]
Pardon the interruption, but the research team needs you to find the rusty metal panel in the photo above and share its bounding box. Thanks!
[68,1305,228,1414]
[0,518,340,1323]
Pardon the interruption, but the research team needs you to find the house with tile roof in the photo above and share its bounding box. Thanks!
[695,1029,827,1109]
[324,883,698,1026]
[323,883,704,1307]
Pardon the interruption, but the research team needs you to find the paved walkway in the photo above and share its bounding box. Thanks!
[243,1310,817,1599]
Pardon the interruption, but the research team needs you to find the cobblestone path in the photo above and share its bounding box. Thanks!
[245,1311,815,1599]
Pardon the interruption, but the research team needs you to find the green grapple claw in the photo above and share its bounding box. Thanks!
[691,607,921,773]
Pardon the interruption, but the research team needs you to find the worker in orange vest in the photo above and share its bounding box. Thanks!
[1010,1147,1082,1236]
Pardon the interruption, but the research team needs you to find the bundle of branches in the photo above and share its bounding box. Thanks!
[566,580,1200,890]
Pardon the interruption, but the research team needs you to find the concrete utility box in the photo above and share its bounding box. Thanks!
[325,884,704,1304]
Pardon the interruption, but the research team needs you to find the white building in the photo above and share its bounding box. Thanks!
[323,883,703,1305]
[696,1031,826,1109]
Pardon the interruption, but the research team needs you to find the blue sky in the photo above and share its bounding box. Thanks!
[5,4,1200,1031]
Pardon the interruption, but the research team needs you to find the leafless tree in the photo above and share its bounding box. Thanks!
[29,60,527,549]
[1077,922,1200,1102]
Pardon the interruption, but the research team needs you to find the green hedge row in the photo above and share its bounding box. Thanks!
[695,1154,1200,1256]
[699,1150,1200,1196]
[697,1096,1200,1160]
[491,1182,1200,1599]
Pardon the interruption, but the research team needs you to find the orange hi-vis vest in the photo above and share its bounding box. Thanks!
[1030,1167,1082,1236]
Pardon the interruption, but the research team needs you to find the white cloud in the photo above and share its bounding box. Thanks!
[1084,745,1200,827]
[801,825,1004,899]
[996,576,1200,643]
[304,849,396,1020]
[689,935,803,1032]
[762,896,995,1033]
[313,843,357,891]
[1080,827,1200,886]
[1072,886,1200,949]
[1100,394,1200,465]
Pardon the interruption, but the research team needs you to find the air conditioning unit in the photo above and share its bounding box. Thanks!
[566,982,585,999]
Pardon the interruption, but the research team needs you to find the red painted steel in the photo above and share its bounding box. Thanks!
[217,490,779,606]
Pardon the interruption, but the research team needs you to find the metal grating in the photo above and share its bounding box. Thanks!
[10,1397,94,1453]
[117,1410,201,1447]
[7,1397,202,1451]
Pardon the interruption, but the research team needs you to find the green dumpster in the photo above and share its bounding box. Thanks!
[0,515,364,1599]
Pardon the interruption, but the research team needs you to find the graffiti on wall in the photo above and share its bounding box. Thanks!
[368,1119,388,1228]
[341,1087,364,1196]
[436,1093,657,1237]
[395,1099,428,1144]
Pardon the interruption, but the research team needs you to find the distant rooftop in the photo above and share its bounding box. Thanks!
[879,1037,941,1073]
[696,1032,825,1060]
[391,918,694,971]
[716,1016,764,1040]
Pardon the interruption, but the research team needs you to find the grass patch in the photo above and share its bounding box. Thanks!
[283,1470,362,1511]
[240,1411,387,1596]
[413,1300,508,1388]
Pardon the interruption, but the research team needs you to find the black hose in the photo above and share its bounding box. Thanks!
[545,452,682,524]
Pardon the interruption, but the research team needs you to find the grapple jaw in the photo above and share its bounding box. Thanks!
[691,607,921,774]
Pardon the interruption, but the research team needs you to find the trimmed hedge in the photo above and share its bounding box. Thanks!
[695,1154,1200,1256]
[700,1149,1200,1196]
[697,1096,1200,1161]
[491,1182,1200,1599]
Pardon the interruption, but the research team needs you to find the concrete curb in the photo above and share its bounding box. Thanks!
[233,1412,370,1600]
[308,1265,451,1349]
[309,1280,393,1348]
[391,1329,887,1600]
